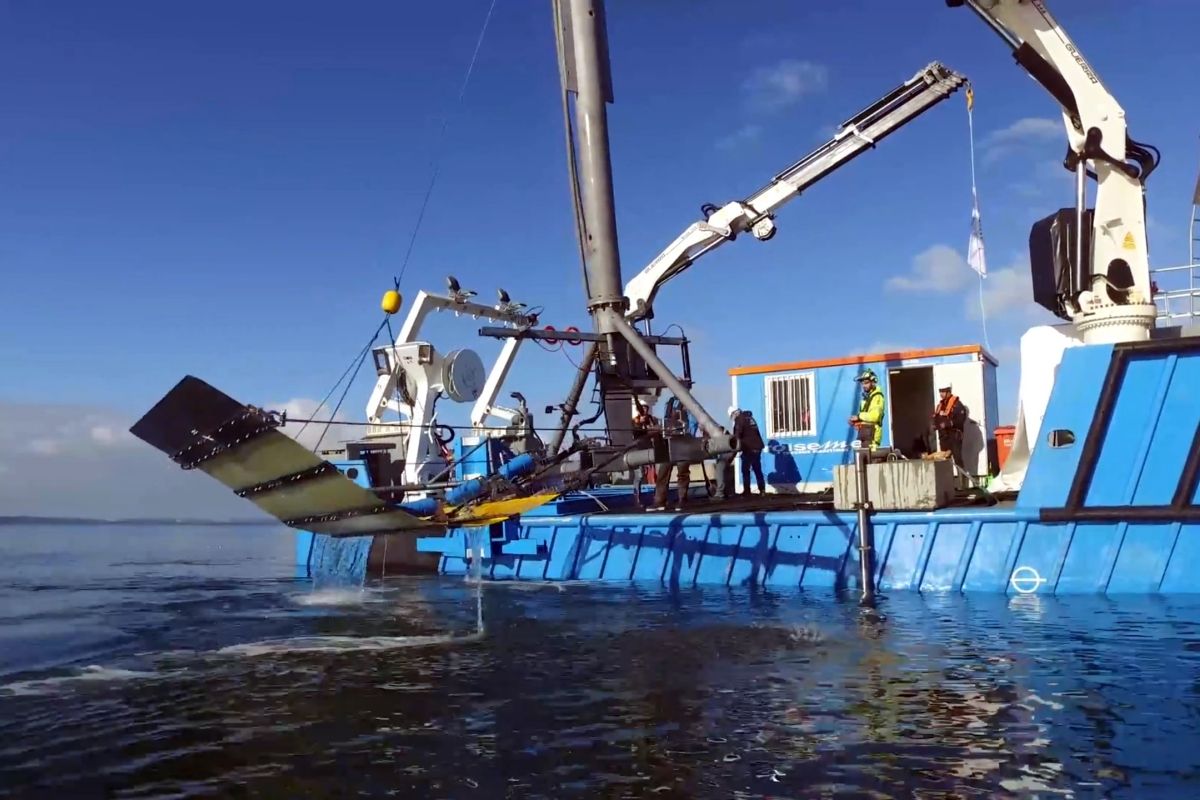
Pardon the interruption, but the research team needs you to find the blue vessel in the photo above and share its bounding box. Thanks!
[289,331,1195,597]
[131,0,1200,598]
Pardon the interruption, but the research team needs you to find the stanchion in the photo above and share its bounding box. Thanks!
[855,448,877,606]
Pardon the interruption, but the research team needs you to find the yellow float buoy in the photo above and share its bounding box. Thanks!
[381,289,402,315]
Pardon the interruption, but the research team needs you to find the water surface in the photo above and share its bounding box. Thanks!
[2,524,1199,798]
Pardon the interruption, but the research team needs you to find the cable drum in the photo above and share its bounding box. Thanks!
[442,349,486,403]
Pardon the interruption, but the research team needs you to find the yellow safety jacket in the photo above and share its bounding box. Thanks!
[858,388,885,448]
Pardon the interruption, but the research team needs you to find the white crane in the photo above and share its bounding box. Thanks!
[364,278,538,488]
[622,62,968,324]
[950,0,1160,344]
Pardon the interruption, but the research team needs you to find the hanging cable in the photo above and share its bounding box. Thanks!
[313,352,371,452]
[296,316,389,441]
[392,0,500,290]
[964,82,992,352]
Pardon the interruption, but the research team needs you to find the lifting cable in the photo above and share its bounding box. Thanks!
[965,82,992,352]
[391,0,501,292]
[297,315,390,448]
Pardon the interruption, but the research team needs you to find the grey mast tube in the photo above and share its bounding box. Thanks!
[562,0,626,319]
[547,342,598,455]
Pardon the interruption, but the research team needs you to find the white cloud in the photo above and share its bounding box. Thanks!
[975,267,1032,318]
[27,438,62,456]
[1009,158,1074,197]
[992,343,1021,365]
[0,394,365,519]
[982,117,1061,165]
[715,124,762,151]
[0,401,253,519]
[964,260,1050,321]
[742,59,828,113]
[886,244,973,293]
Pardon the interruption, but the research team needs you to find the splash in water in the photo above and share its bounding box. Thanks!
[467,527,485,635]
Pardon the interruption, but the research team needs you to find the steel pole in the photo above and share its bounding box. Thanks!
[854,448,877,606]
[1076,158,1087,298]
[547,342,597,455]
[603,309,734,452]
[565,0,625,321]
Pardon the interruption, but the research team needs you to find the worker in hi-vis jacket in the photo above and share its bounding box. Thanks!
[849,369,885,450]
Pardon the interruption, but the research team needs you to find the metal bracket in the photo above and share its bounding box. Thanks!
[235,462,340,498]
[169,406,284,471]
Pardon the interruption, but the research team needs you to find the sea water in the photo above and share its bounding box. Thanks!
[2,523,1200,798]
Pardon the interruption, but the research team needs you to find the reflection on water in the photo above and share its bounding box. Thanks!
[1,525,1199,798]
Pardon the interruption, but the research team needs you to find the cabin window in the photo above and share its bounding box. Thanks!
[763,372,816,437]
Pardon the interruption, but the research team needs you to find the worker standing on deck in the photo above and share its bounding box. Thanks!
[631,402,659,508]
[652,397,692,511]
[849,369,885,450]
[733,409,766,496]
[932,385,968,470]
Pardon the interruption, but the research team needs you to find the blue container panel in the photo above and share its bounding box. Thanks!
[1007,522,1073,594]
[1132,354,1200,505]
[764,523,812,587]
[736,522,776,586]
[1017,344,1115,509]
[419,506,1196,596]
[1107,523,1177,594]
[879,523,928,591]
[800,522,853,589]
[575,524,615,581]
[516,522,563,580]
[960,520,1020,592]
[1086,356,1177,507]
[1159,524,1200,592]
[696,523,743,586]
[666,522,710,586]
[1055,523,1123,593]
[631,520,674,582]
[870,523,896,589]
[295,530,314,577]
[920,522,972,592]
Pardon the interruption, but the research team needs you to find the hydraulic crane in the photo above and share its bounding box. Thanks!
[623,62,968,324]
[544,14,968,461]
[949,0,1160,344]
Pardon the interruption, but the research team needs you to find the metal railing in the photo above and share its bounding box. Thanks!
[1152,262,1200,321]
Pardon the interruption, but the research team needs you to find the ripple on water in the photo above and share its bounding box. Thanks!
[1,566,1200,798]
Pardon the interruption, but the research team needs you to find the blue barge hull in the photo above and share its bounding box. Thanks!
[304,334,1200,596]
[418,507,1198,595]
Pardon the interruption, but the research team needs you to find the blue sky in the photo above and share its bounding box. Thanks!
[2,0,1198,515]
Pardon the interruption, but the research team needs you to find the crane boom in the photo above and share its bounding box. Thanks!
[951,0,1160,343]
[623,61,967,322]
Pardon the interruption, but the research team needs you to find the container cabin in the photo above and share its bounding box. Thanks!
[728,344,1001,493]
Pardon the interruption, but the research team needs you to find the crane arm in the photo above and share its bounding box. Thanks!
[951,0,1160,319]
[622,61,967,322]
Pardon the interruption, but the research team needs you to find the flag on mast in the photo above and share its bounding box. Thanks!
[967,191,987,278]
[964,83,987,278]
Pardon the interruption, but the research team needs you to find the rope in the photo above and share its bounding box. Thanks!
[965,83,991,352]
[313,323,384,451]
[314,347,374,453]
[392,0,500,290]
[296,316,389,442]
